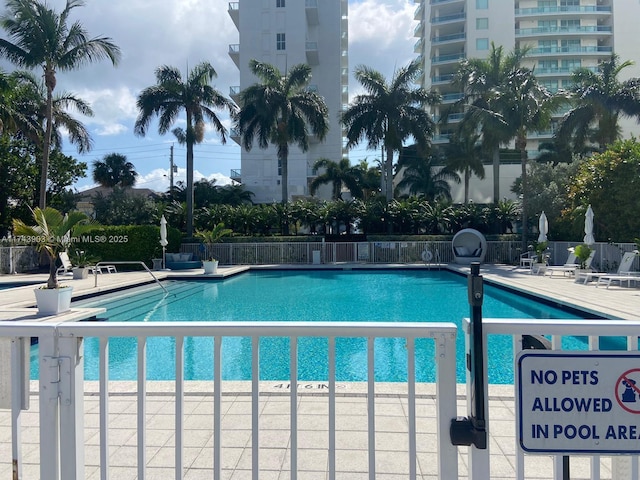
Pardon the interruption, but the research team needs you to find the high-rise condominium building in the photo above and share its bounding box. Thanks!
[414,0,640,203]
[228,0,348,203]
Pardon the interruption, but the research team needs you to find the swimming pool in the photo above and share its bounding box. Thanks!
[67,269,616,384]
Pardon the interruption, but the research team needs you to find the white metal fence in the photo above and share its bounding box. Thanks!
[183,241,638,269]
[0,321,458,480]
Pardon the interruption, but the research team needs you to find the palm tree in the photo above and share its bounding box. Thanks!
[494,67,559,249]
[341,60,440,202]
[444,128,486,204]
[395,153,460,202]
[135,62,236,237]
[556,55,640,152]
[237,60,329,204]
[453,43,528,202]
[92,153,138,188]
[0,0,121,209]
[310,158,364,200]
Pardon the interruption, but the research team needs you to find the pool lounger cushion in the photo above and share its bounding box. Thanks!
[165,252,202,270]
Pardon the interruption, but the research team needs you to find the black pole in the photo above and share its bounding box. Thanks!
[450,262,487,449]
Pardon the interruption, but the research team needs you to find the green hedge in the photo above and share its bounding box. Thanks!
[72,225,182,268]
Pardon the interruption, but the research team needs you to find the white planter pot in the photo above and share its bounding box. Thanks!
[73,267,89,279]
[203,260,219,274]
[34,286,73,315]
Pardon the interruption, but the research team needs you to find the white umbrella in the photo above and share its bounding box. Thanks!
[160,215,168,269]
[584,205,595,246]
[537,211,548,243]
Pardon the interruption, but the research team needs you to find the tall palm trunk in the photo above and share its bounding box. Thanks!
[516,132,528,252]
[492,146,500,204]
[280,150,288,203]
[40,73,55,209]
[186,112,194,237]
[464,168,470,204]
[385,146,394,202]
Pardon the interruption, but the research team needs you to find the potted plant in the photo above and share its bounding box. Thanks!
[13,207,89,314]
[69,249,99,279]
[574,244,593,270]
[195,222,232,275]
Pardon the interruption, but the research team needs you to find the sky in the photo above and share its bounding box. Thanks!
[1,0,419,193]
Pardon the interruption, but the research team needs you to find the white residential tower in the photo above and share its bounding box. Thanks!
[228,0,348,203]
[414,0,640,203]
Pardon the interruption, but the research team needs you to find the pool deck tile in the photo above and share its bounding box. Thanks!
[1,263,639,478]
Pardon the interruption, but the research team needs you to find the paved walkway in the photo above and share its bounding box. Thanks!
[1,263,638,478]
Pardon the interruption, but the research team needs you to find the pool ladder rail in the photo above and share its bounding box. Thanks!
[93,261,170,295]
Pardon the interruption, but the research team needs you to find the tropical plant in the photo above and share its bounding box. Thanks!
[12,206,88,288]
[556,55,640,152]
[444,128,486,204]
[310,157,363,200]
[395,148,460,202]
[92,153,137,188]
[237,60,329,206]
[567,139,640,242]
[494,67,561,250]
[452,43,528,203]
[195,222,232,261]
[341,60,439,202]
[0,0,121,209]
[135,62,236,237]
[574,244,592,269]
[68,248,98,268]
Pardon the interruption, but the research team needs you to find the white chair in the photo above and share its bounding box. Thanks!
[56,251,73,275]
[595,252,640,288]
[520,251,536,268]
[545,252,580,277]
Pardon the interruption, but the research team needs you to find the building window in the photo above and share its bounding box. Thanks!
[538,40,557,53]
[538,0,556,7]
[476,0,488,9]
[276,33,286,51]
[476,38,489,50]
[560,0,579,6]
[561,19,580,29]
[476,18,489,30]
[562,58,582,70]
[276,0,285,7]
[277,158,282,176]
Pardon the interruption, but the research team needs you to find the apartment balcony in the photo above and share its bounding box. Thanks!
[306,0,319,26]
[429,0,464,5]
[528,45,613,57]
[228,2,239,29]
[230,127,240,145]
[431,12,465,25]
[414,2,424,21]
[230,169,241,183]
[414,21,424,37]
[431,32,465,45]
[516,26,612,38]
[431,52,464,65]
[535,65,598,76]
[228,44,240,68]
[432,133,452,144]
[305,42,319,65]
[515,5,612,17]
[229,85,241,102]
[440,92,464,104]
[431,74,454,84]
[414,38,424,54]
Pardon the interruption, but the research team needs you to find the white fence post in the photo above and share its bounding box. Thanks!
[57,334,85,480]
[38,331,60,480]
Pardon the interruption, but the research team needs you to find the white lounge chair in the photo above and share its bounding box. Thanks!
[544,252,583,277]
[56,251,73,275]
[595,252,640,288]
[520,251,536,268]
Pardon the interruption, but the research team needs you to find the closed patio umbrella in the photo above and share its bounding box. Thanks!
[584,205,595,246]
[160,215,168,269]
[537,211,548,243]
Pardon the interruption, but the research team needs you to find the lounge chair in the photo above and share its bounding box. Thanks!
[595,252,640,288]
[576,251,636,285]
[56,251,73,275]
[544,252,582,277]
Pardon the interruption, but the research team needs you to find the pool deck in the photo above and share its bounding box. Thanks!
[1,263,638,478]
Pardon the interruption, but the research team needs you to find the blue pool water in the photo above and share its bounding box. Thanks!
[64,270,617,384]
